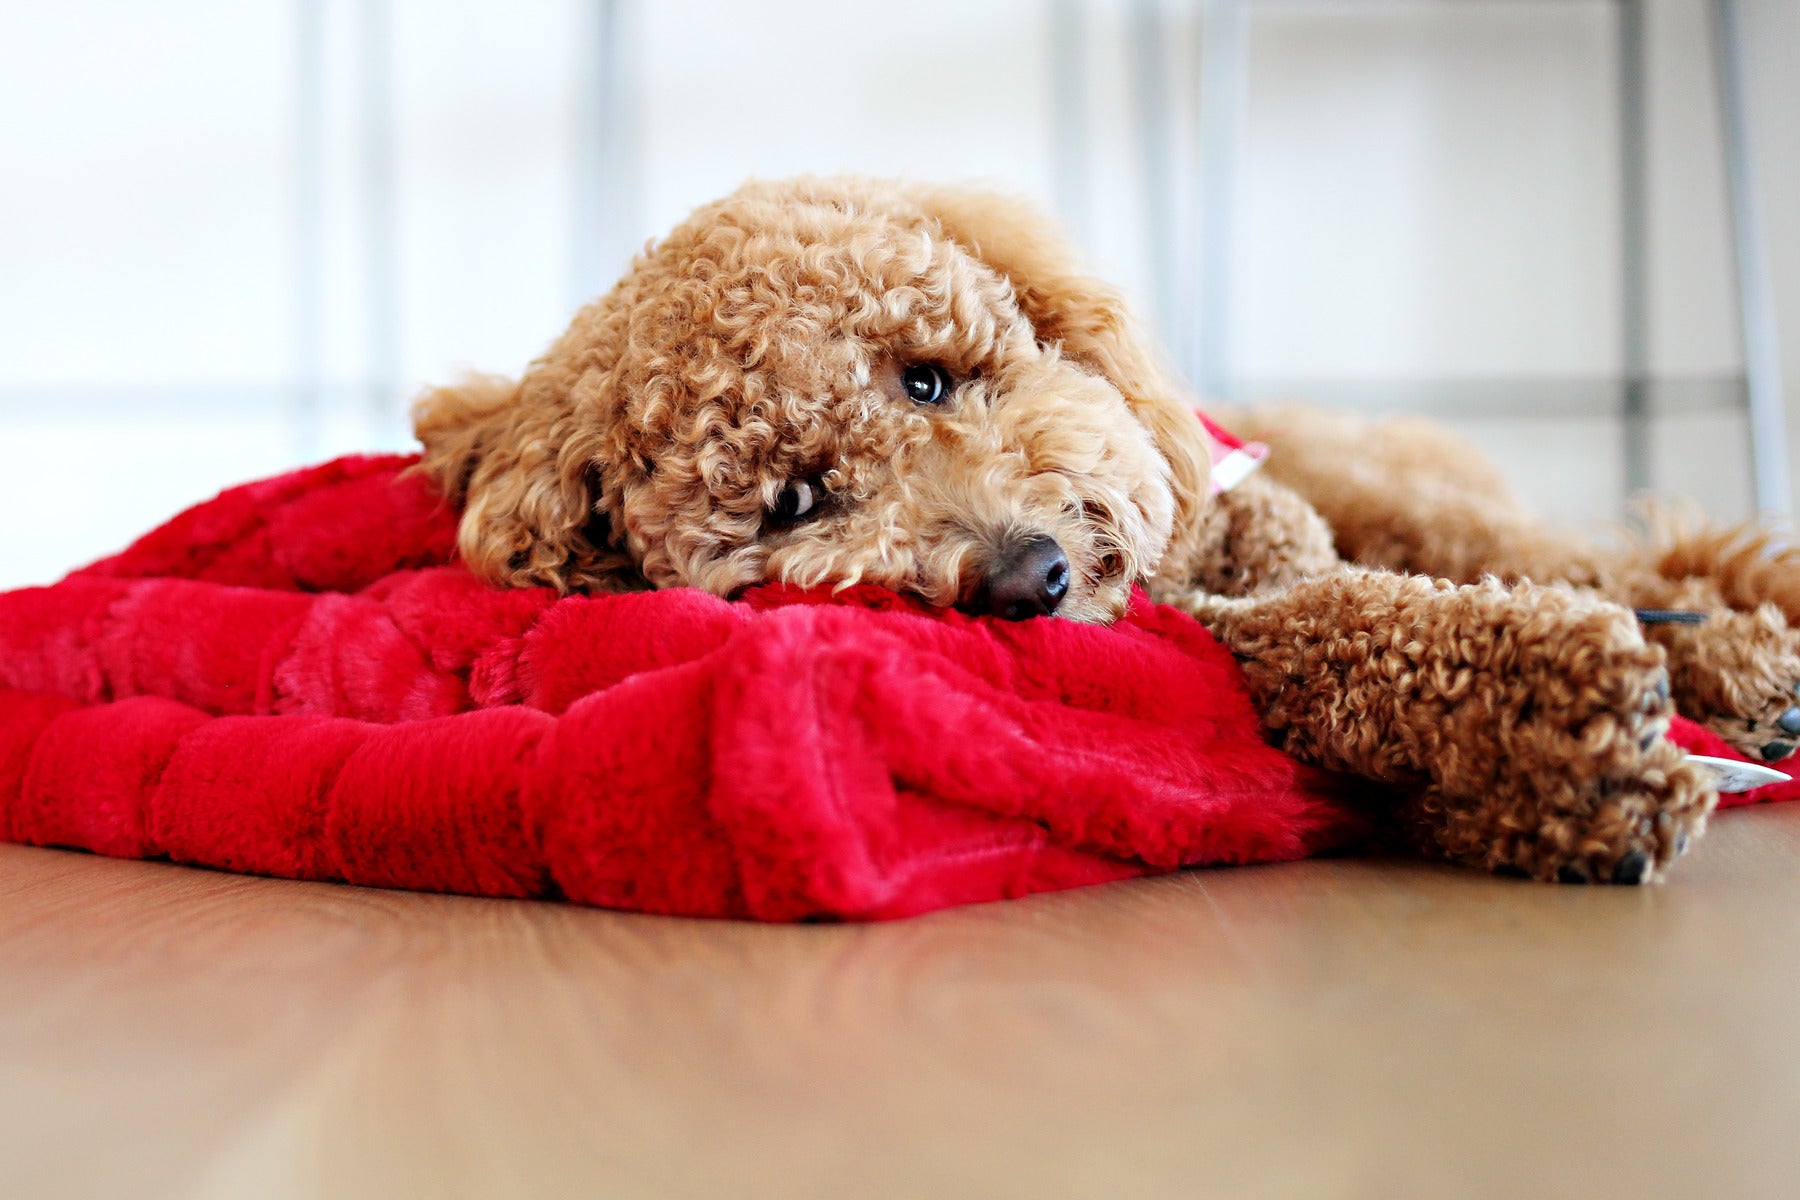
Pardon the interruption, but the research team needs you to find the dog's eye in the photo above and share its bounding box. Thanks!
[901,364,950,406]
[770,479,819,523]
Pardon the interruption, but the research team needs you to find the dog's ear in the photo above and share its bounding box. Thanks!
[413,374,631,592]
[902,184,1214,573]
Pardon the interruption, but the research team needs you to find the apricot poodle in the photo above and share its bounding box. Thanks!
[414,175,1769,886]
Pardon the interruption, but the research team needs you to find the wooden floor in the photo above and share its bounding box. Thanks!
[5,807,1800,1200]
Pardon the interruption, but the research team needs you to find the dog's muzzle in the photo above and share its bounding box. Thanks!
[972,534,1070,621]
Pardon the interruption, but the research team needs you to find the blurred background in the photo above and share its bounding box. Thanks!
[1,0,1795,589]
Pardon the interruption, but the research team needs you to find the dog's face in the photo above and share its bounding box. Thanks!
[416,179,1213,622]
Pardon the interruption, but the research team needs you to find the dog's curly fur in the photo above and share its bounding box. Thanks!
[1218,404,1800,763]
[415,176,1717,885]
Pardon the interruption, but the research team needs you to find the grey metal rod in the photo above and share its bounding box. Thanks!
[1617,0,1651,498]
[1047,0,1092,253]
[357,0,400,435]
[1194,0,1245,399]
[291,0,325,459]
[1130,0,1180,359]
[1711,0,1790,514]
[572,0,632,310]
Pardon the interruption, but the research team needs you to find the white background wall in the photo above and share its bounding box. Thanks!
[1,0,1795,588]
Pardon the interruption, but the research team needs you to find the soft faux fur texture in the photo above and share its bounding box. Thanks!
[416,176,1721,886]
[0,455,1371,920]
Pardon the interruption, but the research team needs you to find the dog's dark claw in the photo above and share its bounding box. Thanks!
[1675,833,1690,856]
[1652,675,1670,702]
[1639,731,1659,751]
[1611,850,1651,885]
[1557,864,1590,885]
[1633,609,1709,625]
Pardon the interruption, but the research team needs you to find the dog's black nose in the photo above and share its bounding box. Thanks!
[981,535,1070,620]
[1762,740,1797,763]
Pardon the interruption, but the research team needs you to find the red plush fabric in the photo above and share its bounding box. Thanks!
[2,456,1787,917]
[0,455,1377,919]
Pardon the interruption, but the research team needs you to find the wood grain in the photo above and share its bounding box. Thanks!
[5,805,1800,1199]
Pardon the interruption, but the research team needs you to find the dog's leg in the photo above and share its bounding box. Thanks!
[1453,516,1800,762]
[1180,473,1342,598]
[1170,571,1715,883]
[1218,404,1800,763]
[1608,526,1800,762]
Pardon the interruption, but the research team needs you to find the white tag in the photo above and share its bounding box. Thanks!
[1209,445,1268,494]
[1687,754,1792,793]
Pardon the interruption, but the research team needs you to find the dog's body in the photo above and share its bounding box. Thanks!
[416,176,1800,885]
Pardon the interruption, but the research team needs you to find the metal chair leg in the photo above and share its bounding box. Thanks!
[1711,0,1790,514]
[1048,0,1093,252]
[1194,0,1245,400]
[1617,0,1651,498]
[291,0,326,459]
[1130,0,1181,361]
[356,0,399,437]
[572,0,636,312]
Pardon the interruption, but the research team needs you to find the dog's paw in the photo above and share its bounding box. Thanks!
[1401,601,1716,884]
[1647,604,1800,763]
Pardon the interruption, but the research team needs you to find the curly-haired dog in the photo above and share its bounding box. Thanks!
[414,177,1713,885]
[1218,404,1800,765]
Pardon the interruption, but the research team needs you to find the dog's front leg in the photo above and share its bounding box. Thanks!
[1170,570,1716,883]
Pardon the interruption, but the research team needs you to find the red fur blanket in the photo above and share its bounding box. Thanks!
[0,456,1786,918]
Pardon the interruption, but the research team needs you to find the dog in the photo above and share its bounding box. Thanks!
[415,176,1727,885]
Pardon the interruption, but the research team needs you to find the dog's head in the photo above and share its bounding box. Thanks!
[415,177,1213,623]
